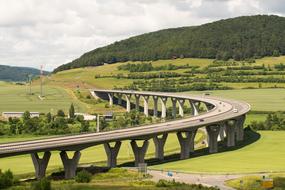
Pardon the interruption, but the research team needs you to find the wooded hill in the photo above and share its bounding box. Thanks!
[54,15,285,73]
[0,65,49,81]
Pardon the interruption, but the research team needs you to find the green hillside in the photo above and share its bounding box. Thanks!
[55,15,285,72]
[0,65,49,81]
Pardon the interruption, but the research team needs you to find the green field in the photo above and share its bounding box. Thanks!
[151,131,285,174]
[0,83,87,113]
[185,88,285,112]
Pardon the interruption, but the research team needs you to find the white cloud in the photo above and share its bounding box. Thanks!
[0,0,284,71]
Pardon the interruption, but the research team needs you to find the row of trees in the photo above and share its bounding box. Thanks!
[122,79,231,92]
[0,106,92,136]
[118,62,195,72]
[250,113,285,131]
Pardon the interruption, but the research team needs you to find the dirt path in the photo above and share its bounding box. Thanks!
[148,170,243,190]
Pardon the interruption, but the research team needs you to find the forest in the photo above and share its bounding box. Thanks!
[54,15,285,72]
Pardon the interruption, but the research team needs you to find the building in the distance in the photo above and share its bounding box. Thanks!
[2,112,40,119]
[74,113,97,121]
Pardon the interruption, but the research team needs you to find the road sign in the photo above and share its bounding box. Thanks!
[262,178,273,189]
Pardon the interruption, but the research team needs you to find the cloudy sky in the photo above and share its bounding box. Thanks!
[0,0,284,71]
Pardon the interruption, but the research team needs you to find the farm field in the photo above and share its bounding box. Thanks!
[185,88,285,112]
[0,82,124,114]
[0,83,87,113]
[47,56,285,90]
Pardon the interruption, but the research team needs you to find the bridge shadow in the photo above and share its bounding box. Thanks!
[119,127,261,167]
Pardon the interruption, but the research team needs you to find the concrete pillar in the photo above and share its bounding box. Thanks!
[130,140,149,167]
[31,151,51,179]
[236,115,246,141]
[104,141,121,168]
[125,94,132,112]
[171,98,177,118]
[206,125,221,153]
[178,99,185,117]
[190,100,199,116]
[142,96,150,116]
[219,124,226,141]
[177,130,197,159]
[135,94,140,111]
[153,134,168,160]
[153,96,159,117]
[160,97,167,118]
[107,93,114,106]
[225,120,236,147]
[60,151,81,179]
[117,93,122,105]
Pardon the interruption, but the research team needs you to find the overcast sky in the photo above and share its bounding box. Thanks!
[0,0,284,71]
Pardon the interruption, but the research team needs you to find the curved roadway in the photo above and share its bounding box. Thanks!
[0,89,250,158]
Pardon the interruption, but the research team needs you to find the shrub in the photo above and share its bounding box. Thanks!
[0,169,14,189]
[57,110,65,117]
[31,178,51,190]
[274,177,285,188]
[156,179,219,189]
[75,170,92,183]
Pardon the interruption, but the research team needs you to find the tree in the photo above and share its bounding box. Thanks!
[57,110,65,117]
[273,50,280,57]
[46,112,52,123]
[99,117,108,131]
[0,170,14,189]
[69,103,75,118]
[80,121,90,132]
[22,111,31,121]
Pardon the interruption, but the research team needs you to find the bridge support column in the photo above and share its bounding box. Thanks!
[104,141,121,168]
[130,140,149,167]
[236,115,246,141]
[107,93,114,106]
[171,98,177,118]
[178,99,185,117]
[142,96,149,117]
[219,124,226,141]
[153,134,168,160]
[206,125,221,153]
[135,95,140,111]
[153,96,159,117]
[190,100,199,116]
[160,97,167,118]
[125,94,132,112]
[177,130,197,159]
[117,93,122,105]
[226,120,236,147]
[60,151,81,179]
[31,151,51,179]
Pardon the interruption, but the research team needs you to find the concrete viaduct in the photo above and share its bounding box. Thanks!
[0,89,250,180]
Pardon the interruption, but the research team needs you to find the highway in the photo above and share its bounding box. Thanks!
[0,89,250,158]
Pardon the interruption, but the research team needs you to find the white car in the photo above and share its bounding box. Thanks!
[233,108,238,113]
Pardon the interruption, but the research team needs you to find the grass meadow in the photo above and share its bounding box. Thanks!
[151,131,285,174]
[0,83,87,113]
[185,88,285,112]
